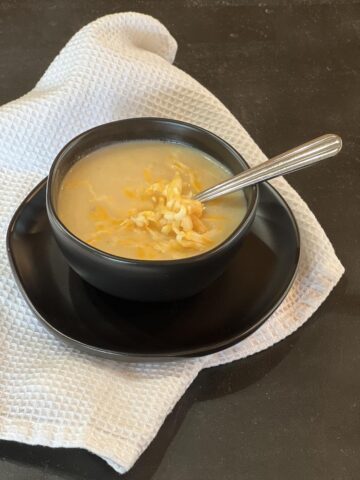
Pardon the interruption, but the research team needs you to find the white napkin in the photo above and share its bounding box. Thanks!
[0,12,344,474]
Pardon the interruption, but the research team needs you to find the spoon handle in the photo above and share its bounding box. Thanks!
[195,134,342,203]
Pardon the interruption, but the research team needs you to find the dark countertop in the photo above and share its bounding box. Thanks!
[0,1,359,479]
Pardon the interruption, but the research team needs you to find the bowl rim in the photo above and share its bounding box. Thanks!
[46,117,259,266]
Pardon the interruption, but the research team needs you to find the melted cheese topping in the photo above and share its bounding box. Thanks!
[87,162,213,256]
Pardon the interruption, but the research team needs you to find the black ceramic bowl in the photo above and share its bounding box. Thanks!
[46,118,259,301]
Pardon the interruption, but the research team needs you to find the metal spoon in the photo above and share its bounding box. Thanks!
[195,134,342,203]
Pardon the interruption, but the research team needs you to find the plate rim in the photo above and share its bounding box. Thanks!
[7,178,300,361]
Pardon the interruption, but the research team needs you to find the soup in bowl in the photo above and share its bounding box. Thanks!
[47,118,259,301]
[57,141,247,261]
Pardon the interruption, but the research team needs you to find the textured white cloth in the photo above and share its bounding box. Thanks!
[0,12,344,474]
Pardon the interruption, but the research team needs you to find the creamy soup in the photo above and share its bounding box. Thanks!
[57,141,247,260]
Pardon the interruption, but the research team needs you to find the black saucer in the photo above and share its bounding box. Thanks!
[7,179,300,362]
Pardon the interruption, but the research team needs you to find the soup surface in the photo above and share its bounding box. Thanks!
[57,141,247,260]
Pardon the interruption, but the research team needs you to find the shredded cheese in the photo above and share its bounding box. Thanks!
[126,171,210,250]
[87,161,214,257]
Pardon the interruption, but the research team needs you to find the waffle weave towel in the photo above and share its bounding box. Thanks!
[0,12,344,474]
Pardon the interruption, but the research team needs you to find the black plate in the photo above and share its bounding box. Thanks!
[7,179,300,362]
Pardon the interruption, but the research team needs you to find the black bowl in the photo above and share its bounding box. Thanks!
[46,118,259,301]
